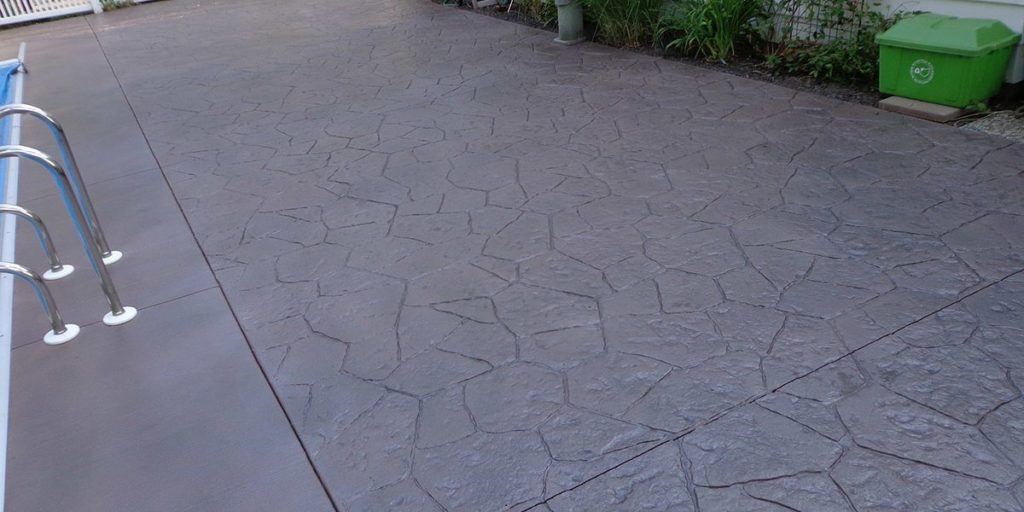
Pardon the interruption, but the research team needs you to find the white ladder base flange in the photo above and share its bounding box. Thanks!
[42,264,74,281]
[102,250,123,265]
[43,323,79,345]
[103,306,137,326]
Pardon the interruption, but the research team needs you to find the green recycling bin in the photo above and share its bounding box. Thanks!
[876,13,1021,108]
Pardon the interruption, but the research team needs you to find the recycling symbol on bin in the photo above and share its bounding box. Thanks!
[910,59,935,85]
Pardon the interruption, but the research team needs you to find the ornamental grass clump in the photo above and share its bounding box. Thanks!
[657,0,768,62]
[583,0,665,48]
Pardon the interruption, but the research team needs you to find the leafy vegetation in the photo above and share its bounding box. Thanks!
[581,0,664,47]
[765,32,880,83]
[504,0,901,86]
[657,0,768,62]
[521,0,558,27]
[765,0,901,83]
[100,0,133,9]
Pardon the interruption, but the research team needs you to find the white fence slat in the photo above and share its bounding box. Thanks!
[0,0,94,26]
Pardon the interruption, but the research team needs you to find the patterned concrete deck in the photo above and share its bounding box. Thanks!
[5,0,1024,509]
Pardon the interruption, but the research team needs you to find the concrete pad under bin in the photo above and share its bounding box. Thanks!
[879,95,971,123]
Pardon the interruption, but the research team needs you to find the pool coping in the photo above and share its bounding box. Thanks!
[0,44,26,512]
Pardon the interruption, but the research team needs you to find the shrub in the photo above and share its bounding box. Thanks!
[766,31,877,83]
[657,0,768,62]
[521,0,558,27]
[766,0,902,84]
[582,0,665,48]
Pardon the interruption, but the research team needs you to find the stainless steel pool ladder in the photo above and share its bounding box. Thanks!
[0,262,78,345]
[0,204,73,281]
[0,145,136,327]
[0,104,121,265]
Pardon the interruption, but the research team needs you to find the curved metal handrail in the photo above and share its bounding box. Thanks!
[0,261,78,345]
[0,204,73,280]
[0,145,135,325]
[0,104,120,264]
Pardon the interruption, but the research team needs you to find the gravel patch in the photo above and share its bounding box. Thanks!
[964,110,1024,144]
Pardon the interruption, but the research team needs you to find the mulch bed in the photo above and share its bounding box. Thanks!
[680,56,881,106]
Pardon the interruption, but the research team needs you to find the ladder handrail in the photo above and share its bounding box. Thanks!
[0,145,134,325]
[0,203,71,280]
[0,104,119,264]
[0,261,77,345]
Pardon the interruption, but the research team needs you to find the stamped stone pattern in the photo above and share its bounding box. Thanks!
[546,442,695,512]
[681,405,842,487]
[82,0,1024,508]
[855,340,1017,424]
[832,448,1021,512]
[624,351,764,432]
[837,385,1020,484]
[981,400,1024,467]
[545,279,1024,510]
[415,431,550,511]
[465,364,564,432]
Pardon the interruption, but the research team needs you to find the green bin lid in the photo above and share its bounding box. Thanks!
[876,13,1021,57]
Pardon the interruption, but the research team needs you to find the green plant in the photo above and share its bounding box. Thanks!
[581,0,664,48]
[771,35,874,82]
[101,0,132,9]
[766,0,902,84]
[657,0,768,61]
[521,0,558,27]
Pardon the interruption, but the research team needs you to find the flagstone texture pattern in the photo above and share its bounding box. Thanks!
[4,0,1024,508]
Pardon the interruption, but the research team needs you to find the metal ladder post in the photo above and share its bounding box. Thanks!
[0,104,121,264]
[0,262,78,345]
[0,146,136,326]
[0,204,73,281]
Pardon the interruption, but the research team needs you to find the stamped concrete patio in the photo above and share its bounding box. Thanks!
[3,0,1024,510]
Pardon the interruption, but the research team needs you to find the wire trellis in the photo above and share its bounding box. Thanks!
[770,0,876,44]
